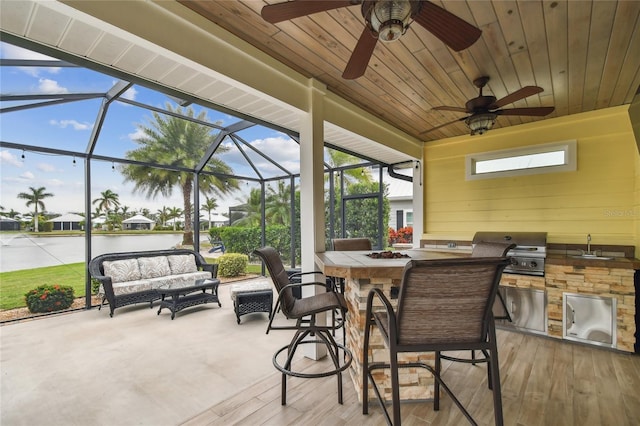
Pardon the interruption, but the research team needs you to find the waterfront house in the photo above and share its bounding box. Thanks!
[0,216,20,232]
[48,213,84,231]
[122,214,156,231]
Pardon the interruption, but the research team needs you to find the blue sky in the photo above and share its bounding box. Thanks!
[0,42,303,218]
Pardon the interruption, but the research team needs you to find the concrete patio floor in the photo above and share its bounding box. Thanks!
[0,279,298,426]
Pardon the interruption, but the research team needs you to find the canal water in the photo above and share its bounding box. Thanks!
[0,234,185,272]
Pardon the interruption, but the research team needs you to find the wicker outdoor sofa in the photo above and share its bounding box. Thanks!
[89,249,218,317]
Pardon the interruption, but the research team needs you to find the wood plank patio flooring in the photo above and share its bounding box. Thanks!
[182,329,640,426]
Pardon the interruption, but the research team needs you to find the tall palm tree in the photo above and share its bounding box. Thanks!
[17,186,53,232]
[201,197,218,230]
[92,189,120,215]
[265,180,293,226]
[121,103,238,245]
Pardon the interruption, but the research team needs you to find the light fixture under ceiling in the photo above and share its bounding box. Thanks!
[366,0,418,42]
[465,113,497,136]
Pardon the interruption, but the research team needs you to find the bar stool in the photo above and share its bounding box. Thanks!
[253,246,353,405]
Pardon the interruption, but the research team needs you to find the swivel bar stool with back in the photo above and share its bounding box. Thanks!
[253,246,353,406]
[362,256,510,425]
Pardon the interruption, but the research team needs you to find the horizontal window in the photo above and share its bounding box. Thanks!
[466,140,576,180]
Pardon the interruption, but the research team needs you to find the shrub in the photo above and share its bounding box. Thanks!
[25,284,75,313]
[217,253,248,277]
[91,278,101,295]
[388,226,413,245]
[213,225,296,263]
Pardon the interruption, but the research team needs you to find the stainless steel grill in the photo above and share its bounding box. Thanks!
[472,231,547,276]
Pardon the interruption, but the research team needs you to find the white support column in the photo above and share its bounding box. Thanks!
[412,159,424,248]
[299,79,328,360]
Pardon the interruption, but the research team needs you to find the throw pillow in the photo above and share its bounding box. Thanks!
[103,259,142,283]
[167,254,198,275]
[138,256,171,278]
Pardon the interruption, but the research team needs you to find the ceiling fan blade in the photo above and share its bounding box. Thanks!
[342,27,378,79]
[490,86,544,109]
[413,2,481,52]
[496,106,555,116]
[432,106,468,113]
[420,116,467,134]
[261,0,357,24]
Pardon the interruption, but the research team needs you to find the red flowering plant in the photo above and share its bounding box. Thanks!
[24,284,75,313]
[388,227,413,246]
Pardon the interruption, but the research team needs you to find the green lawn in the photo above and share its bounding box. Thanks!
[0,263,87,310]
[0,259,264,311]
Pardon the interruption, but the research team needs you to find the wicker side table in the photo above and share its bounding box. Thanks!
[230,280,273,324]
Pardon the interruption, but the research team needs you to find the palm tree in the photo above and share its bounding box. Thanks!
[2,208,21,219]
[325,149,373,240]
[17,186,53,232]
[266,180,293,226]
[232,188,262,227]
[156,206,170,228]
[121,103,238,245]
[201,197,218,230]
[92,190,120,215]
[168,206,183,231]
[326,149,372,187]
[118,205,131,219]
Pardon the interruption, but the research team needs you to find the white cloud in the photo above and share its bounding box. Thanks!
[1,43,55,61]
[37,163,59,173]
[49,119,93,131]
[19,171,35,180]
[247,136,300,174]
[128,128,145,141]
[38,78,68,94]
[46,178,65,187]
[1,43,60,76]
[0,150,24,167]
[121,86,137,101]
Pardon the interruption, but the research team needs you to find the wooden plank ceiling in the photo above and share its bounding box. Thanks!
[179,0,640,142]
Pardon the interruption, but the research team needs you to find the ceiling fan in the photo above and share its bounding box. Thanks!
[261,0,482,80]
[425,76,556,136]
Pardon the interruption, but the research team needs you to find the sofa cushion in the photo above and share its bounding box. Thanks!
[167,254,198,274]
[111,279,153,296]
[138,256,171,279]
[103,259,142,283]
[148,272,212,290]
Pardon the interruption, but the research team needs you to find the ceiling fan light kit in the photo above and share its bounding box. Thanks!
[466,113,497,136]
[426,76,555,137]
[366,0,417,42]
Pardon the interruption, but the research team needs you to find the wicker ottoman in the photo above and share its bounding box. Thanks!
[230,280,273,324]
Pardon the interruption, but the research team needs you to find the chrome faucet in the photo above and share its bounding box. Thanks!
[587,233,591,254]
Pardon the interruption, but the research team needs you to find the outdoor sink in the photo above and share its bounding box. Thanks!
[571,254,613,260]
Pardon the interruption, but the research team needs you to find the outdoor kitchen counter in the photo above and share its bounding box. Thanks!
[545,253,640,269]
[315,249,467,403]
